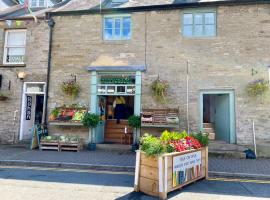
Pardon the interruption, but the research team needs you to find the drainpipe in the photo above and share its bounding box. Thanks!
[44,16,55,126]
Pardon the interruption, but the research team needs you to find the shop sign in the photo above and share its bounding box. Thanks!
[26,96,32,120]
[172,151,202,187]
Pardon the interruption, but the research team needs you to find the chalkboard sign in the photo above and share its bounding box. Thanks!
[26,96,32,120]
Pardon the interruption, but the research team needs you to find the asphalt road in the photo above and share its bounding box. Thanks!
[0,166,269,200]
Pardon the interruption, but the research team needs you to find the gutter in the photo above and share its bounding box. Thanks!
[44,14,55,126]
[47,0,270,16]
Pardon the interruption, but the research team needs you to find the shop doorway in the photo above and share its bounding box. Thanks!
[200,91,236,144]
[19,82,46,140]
[97,95,134,144]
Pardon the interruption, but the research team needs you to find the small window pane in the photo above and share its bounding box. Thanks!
[115,28,121,39]
[31,0,37,7]
[194,25,203,36]
[39,0,45,6]
[115,19,121,29]
[183,14,193,25]
[194,14,203,25]
[7,32,26,46]
[183,25,193,37]
[205,24,215,36]
[205,13,215,24]
[104,29,113,40]
[123,28,131,39]
[123,17,131,28]
[105,18,113,29]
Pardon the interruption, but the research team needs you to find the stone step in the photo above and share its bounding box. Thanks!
[96,144,131,151]
[203,128,215,133]
[209,150,246,159]
[203,123,214,128]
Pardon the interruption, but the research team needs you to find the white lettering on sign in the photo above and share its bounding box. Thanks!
[173,151,201,172]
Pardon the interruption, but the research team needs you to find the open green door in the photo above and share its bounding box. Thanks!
[215,94,230,143]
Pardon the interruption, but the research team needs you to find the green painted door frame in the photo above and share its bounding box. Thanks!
[199,90,236,144]
[89,71,142,144]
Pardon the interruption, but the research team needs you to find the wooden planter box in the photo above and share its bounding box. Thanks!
[134,147,208,200]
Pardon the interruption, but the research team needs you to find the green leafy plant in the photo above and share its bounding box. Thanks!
[151,77,169,103]
[128,115,141,129]
[247,79,269,97]
[160,130,187,143]
[140,134,164,156]
[61,80,80,98]
[51,108,60,118]
[190,132,209,147]
[82,112,100,128]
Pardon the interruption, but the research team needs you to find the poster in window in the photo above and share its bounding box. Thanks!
[26,96,32,120]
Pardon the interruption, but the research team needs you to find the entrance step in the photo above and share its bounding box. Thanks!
[209,140,247,159]
[203,123,214,128]
[96,144,131,151]
[8,140,31,149]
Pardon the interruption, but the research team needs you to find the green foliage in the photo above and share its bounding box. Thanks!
[61,80,80,98]
[82,112,100,128]
[160,130,188,143]
[247,79,269,97]
[140,134,164,156]
[151,78,169,103]
[51,108,60,118]
[128,115,141,129]
[191,132,209,147]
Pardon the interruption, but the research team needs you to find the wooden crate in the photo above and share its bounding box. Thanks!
[39,141,59,151]
[134,147,208,200]
[59,142,81,152]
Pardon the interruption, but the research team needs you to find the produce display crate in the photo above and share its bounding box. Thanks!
[141,109,179,126]
[134,147,208,200]
[39,141,60,151]
[59,142,81,152]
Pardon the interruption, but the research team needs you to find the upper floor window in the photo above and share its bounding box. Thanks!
[182,10,216,37]
[103,15,131,40]
[3,30,27,65]
[30,0,46,7]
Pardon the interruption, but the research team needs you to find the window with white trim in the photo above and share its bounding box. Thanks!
[103,15,131,40]
[30,0,46,7]
[3,30,27,65]
[183,10,216,37]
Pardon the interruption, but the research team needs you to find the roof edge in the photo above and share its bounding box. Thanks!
[47,0,270,17]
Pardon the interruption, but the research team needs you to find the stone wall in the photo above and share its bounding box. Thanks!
[0,20,49,143]
[49,4,270,145]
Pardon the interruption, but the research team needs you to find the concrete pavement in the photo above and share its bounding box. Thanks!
[0,166,270,200]
[1,145,270,180]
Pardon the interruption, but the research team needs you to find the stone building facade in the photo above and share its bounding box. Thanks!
[47,1,270,146]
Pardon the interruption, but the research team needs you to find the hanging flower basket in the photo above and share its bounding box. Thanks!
[151,77,169,103]
[61,80,80,98]
[246,79,269,97]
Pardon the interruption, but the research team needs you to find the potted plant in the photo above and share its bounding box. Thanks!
[128,115,141,151]
[49,108,60,121]
[61,80,80,98]
[151,77,169,103]
[82,112,100,151]
[0,91,10,101]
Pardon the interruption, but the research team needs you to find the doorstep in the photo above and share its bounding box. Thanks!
[96,144,131,151]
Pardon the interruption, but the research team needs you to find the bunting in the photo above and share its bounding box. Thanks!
[18,0,38,23]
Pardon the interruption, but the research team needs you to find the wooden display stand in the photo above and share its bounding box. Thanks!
[134,147,208,200]
[59,141,81,152]
[39,141,59,151]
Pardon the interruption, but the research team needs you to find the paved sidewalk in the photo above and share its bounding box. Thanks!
[0,145,270,179]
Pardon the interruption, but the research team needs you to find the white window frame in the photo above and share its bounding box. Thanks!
[30,0,47,8]
[103,14,132,41]
[3,29,27,65]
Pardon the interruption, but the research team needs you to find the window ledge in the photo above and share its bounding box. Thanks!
[0,64,26,68]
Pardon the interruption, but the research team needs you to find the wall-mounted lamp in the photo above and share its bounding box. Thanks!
[17,72,26,80]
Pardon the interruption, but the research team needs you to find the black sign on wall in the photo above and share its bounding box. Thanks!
[0,75,2,89]
[26,96,32,121]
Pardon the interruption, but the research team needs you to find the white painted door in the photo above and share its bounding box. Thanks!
[22,94,36,140]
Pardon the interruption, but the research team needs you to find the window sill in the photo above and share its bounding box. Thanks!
[0,64,26,68]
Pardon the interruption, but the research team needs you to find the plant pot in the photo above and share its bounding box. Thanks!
[87,143,96,151]
[131,143,139,152]
[0,96,8,101]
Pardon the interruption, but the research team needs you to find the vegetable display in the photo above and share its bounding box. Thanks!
[140,130,209,156]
